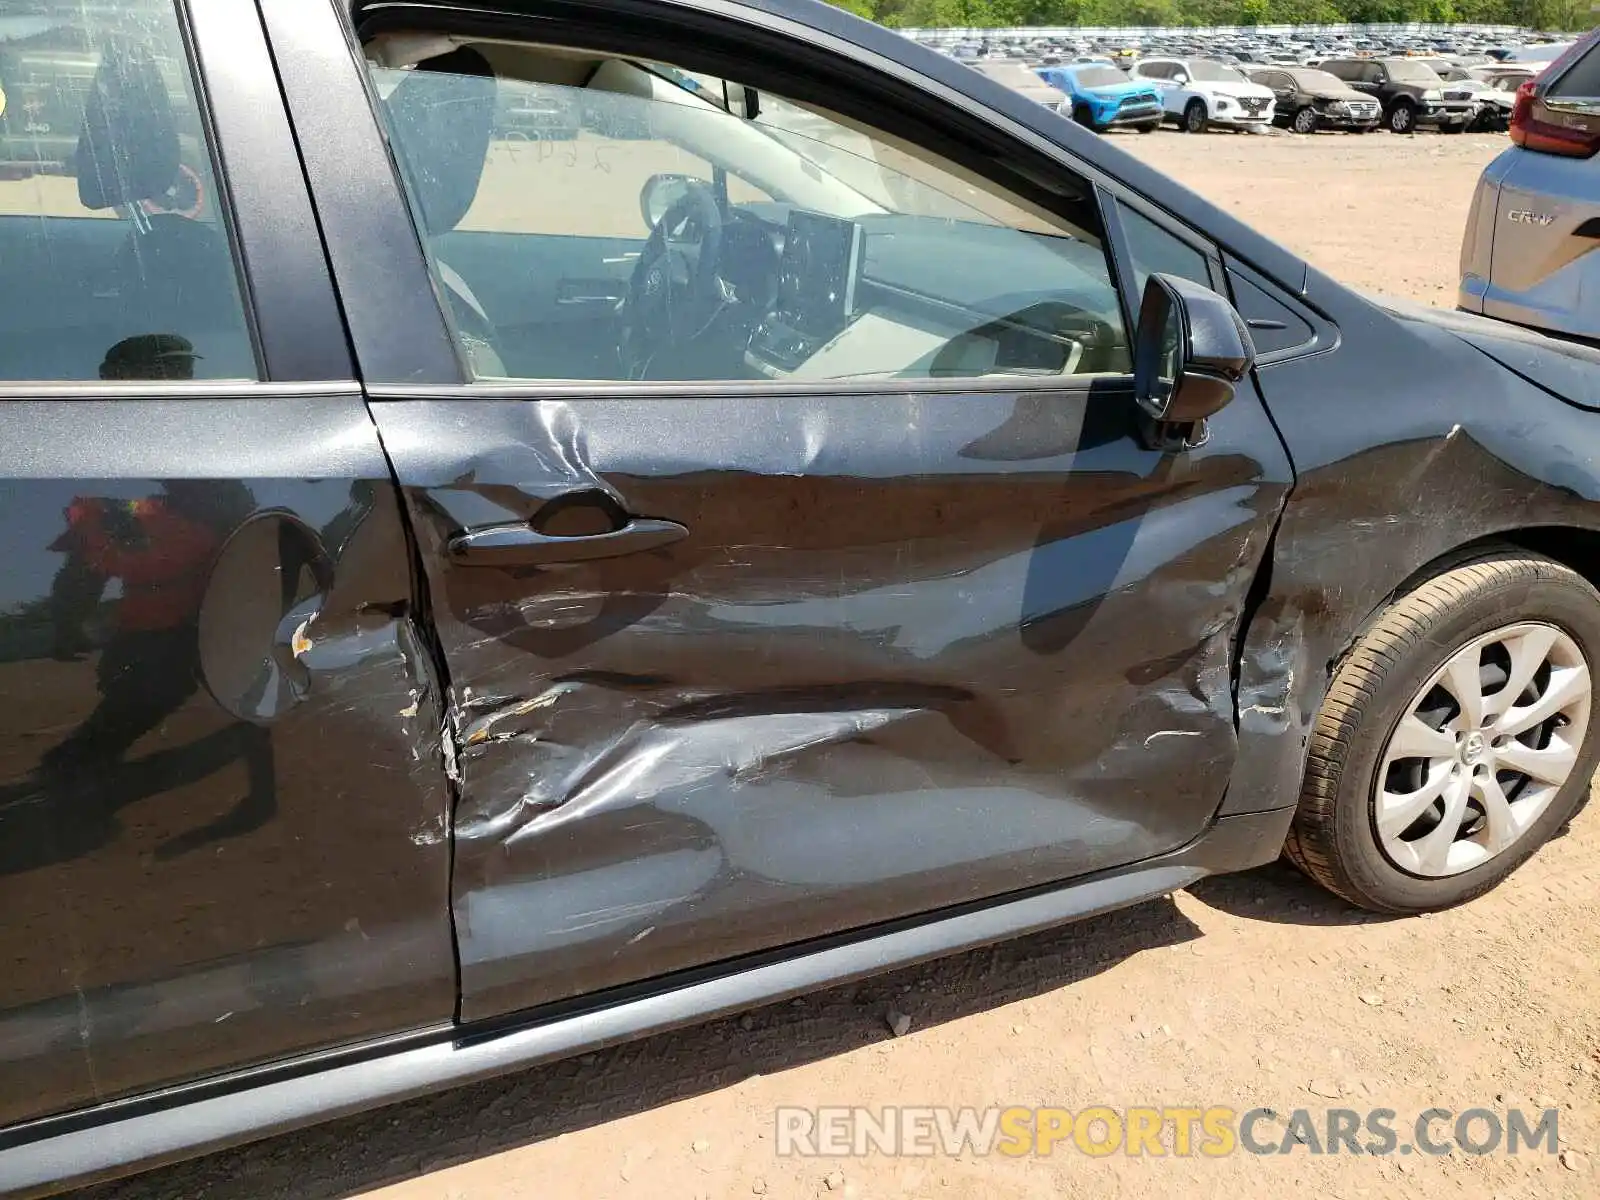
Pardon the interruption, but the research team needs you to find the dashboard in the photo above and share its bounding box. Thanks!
[707,203,1127,383]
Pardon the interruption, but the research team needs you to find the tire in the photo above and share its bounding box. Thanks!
[1136,121,1160,133]
[1290,106,1319,135]
[1386,101,1416,134]
[1072,104,1095,129]
[1182,99,1208,134]
[1285,547,1600,913]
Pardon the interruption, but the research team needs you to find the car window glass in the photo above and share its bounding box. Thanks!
[1189,61,1248,85]
[1140,63,1170,80]
[1387,61,1441,84]
[1118,203,1214,299]
[1075,67,1126,88]
[1298,70,1346,91]
[1548,38,1600,99]
[0,0,256,381]
[366,40,1131,385]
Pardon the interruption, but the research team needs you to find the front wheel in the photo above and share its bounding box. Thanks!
[1387,102,1416,134]
[1182,99,1208,133]
[1290,106,1319,135]
[1285,548,1600,913]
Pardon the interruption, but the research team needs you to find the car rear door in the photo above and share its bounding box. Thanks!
[0,0,455,1129]
[269,0,1293,1023]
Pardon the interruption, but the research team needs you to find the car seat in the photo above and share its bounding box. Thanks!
[77,40,254,378]
[381,46,507,377]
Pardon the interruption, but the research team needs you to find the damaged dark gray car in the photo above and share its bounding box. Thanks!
[4,0,1600,1193]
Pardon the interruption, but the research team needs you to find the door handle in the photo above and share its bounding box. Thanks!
[449,516,689,566]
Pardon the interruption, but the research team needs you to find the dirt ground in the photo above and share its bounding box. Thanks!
[86,130,1600,1200]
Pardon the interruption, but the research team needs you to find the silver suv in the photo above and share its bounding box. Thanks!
[1459,29,1600,341]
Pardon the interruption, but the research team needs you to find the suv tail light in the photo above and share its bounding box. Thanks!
[1510,80,1600,157]
[1510,30,1600,158]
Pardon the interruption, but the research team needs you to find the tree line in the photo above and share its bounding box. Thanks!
[828,0,1593,32]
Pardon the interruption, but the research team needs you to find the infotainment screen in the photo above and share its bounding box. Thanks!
[772,210,864,340]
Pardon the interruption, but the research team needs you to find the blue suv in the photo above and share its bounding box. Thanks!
[1036,62,1163,133]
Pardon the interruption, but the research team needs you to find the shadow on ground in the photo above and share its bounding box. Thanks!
[1184,859,1392,928]
[79,895,1205,1200]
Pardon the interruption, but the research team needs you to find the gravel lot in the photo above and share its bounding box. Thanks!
[84,130,1600,1200]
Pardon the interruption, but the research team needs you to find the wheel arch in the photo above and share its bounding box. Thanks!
[1345,526,1600,670]
[1222,521,1600,819]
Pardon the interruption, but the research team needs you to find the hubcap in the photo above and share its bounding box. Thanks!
[1373,622,1592,878]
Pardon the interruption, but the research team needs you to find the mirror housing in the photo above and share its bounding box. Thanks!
[1133,273,1255,447]
[639,173,708,229]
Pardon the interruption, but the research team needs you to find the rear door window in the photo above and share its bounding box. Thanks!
[1547,35,1600,99]
[0,0,255,380]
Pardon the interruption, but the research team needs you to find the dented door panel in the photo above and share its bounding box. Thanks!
[371,383,1292,1019]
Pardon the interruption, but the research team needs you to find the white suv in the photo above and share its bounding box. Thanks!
[1131,57,1278,132]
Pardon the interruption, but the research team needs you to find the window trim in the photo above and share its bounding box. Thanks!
[364,372,1139,403]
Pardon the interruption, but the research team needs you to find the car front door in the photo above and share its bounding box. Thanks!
[272,0,1294,1023]
[0,0,456,1129]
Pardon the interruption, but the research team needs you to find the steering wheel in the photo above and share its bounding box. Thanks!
[621,181,726,377]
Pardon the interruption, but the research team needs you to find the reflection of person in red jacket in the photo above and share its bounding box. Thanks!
[44,483,225,769]
[39,473,274,863]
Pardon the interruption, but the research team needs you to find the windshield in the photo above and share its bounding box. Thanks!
[1288,70,1345,91]
[1387,61,1443,84]
[1075,66,1129,88]
[1188,60,1249,84]
[976,63,1049,90]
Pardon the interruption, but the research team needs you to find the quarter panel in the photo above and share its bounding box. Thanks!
[1226,272,1600,815]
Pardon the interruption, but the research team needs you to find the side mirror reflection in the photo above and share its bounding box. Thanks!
[639,173,710,230]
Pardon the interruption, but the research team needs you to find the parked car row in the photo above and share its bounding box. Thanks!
[916,25,1576,76]
[970,52,1548,136]
[932,24,1575,137]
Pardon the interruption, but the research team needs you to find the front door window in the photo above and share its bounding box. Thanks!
[364,38,1130,384]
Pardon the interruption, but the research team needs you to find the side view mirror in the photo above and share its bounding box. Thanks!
[639,173,708,229]
[1172,73,1189,84]
[1133,273,1255,448]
